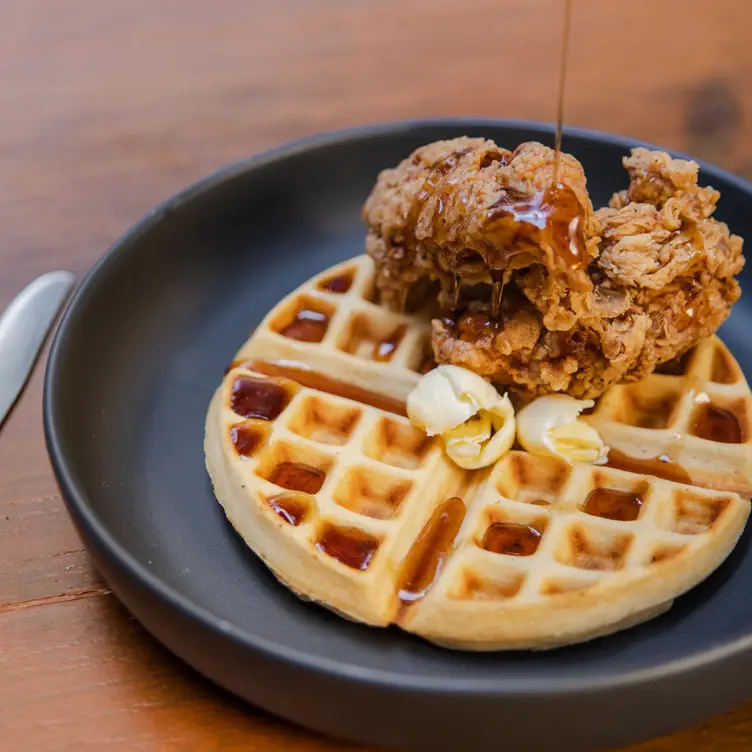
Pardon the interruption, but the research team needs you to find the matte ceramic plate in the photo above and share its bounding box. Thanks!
[44,120,752,751]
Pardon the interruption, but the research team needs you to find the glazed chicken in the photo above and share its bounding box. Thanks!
[363,138,744,399]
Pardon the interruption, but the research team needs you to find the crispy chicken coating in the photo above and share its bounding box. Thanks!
[363,139,744,399]
[364,138,601,312]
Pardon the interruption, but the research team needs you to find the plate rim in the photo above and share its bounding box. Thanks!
[43,116,752,697]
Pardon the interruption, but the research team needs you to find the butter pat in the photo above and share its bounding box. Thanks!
[516,395,608,464]
[407,365,515,469]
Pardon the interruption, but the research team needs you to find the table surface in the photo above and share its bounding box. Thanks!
[2,0,752,749]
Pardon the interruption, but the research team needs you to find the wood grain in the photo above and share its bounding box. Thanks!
[2,594,752,752]
[0,595,363,752]
[0,0,750,749]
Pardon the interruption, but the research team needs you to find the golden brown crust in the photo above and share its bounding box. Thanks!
[363,139,745,399]
[363,138,600,311]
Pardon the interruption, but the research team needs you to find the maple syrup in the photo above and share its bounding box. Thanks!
[443,271,459,309]
[456,311,502,342]
[481,521,542,556]
[279,308,330,342]
[401,0,583,320]
[605,449,693,485]
[315,525,379,570]
[267,493,310,526]
[319,271,354,294]
[582,488,643,522]
[230,376,289,420]
[552,0,572,185]
[397,497,466,604]
[373,326,406,362]
[692,404,743,444]
[481,0,584,288]
[268,462,326,494]
[230,424,266,458]
[248,360,407,416]
[489,268,511,317]
[485,182,587,279]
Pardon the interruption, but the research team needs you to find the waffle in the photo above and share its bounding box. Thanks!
[205,256,751,650]
[585,337,752,497]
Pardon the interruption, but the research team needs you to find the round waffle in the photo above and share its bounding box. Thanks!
[205,256,751,650]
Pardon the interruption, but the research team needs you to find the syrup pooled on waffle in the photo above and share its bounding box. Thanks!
[205,256,750,650]
[586,337,752,497]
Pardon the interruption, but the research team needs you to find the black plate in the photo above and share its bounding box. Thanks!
[45,120,752,751]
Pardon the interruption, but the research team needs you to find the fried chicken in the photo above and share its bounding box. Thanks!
[364,138,600,312]
[363,139,744,399]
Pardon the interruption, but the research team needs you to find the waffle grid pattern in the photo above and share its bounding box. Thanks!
[434,451,737,604]
[234,257,433,402]
[587,336,752,496]
[206,255,752,648]
[218,365,465,612]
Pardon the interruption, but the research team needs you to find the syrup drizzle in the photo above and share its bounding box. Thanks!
[319,271,354,294]
[316,525,379,570]
[279,308,330,343]
[481,521,542,556]
[490,268,512,318]
[373,326,406,362]
[248,359,407,416]
[692,404,744,444]
[605,449,693,486]
[230,424,266,458]
[268,462,326,495]
[582,488,643,522]
[399,0,583,320]
[397,497,466,604]
[552,0,573,186]
[230,376,290,420]
[480,0,584,302]
[267,493,310,526]
[485,183,587,278]
[456,311,502,342]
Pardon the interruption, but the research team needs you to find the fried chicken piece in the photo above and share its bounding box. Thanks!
[363,138,601,312]
[363,139,744,399]
[609,147,720,220]
[591,149,743,383]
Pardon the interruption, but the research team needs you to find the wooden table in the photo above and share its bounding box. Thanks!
[2,1,751,749]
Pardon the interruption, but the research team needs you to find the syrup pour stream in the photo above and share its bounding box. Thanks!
[552,0,573,186]
[447,0,583,320]
[490,0,583,289]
